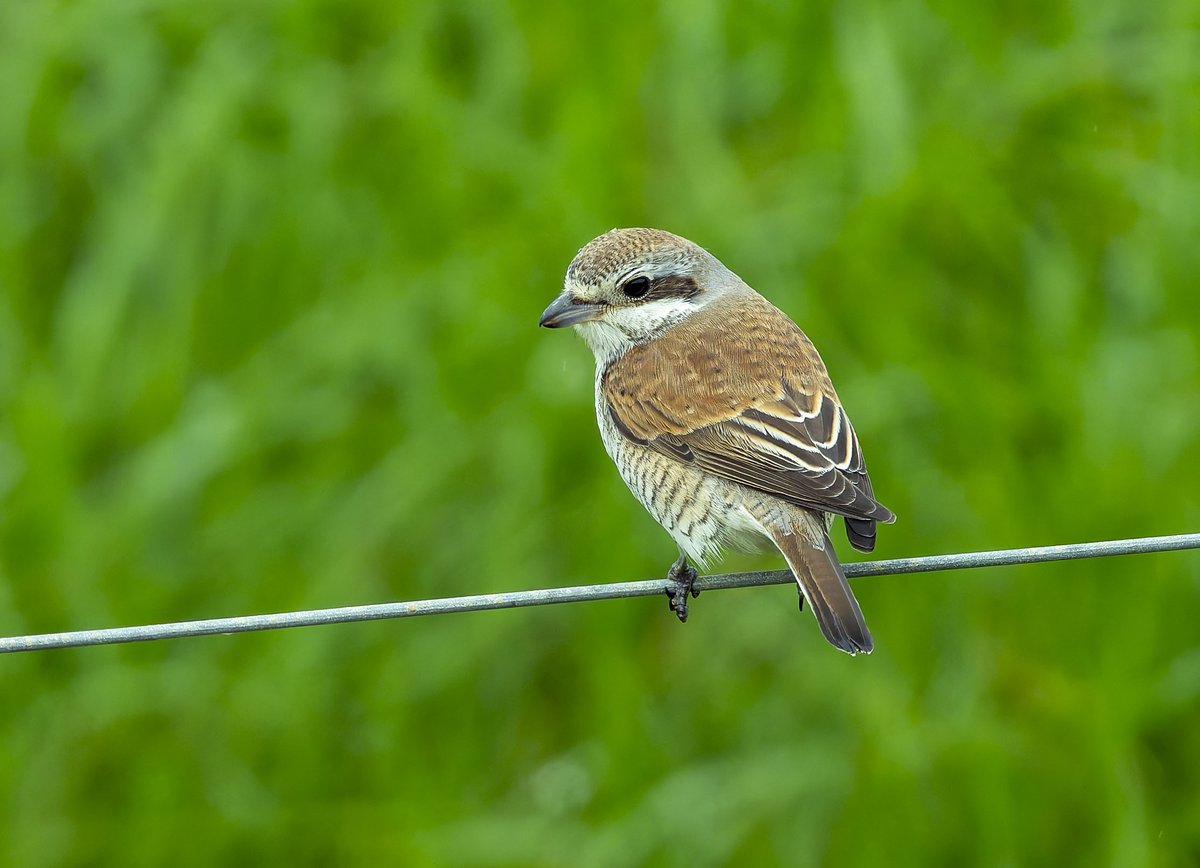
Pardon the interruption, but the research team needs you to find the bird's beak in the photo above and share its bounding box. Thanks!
[538,293,603,328]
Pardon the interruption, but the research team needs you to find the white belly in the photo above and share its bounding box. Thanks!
[593,385,766,566]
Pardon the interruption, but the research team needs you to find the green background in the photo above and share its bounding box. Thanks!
[2,0,1199,864]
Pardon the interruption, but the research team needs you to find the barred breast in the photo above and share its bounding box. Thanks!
[594,379,763,566]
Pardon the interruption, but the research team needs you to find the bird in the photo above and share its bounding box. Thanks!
[538,228,895,655]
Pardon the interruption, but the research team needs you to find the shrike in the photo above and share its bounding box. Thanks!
[540,228,894,655]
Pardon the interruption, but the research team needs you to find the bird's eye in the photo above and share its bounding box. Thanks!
[622,276,651,299]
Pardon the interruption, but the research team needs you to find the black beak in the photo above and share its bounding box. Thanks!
[539,293,603,328]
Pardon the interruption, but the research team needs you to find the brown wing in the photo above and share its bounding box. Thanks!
[602,291,895,532]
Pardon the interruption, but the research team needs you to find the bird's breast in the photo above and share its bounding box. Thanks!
[592,375,762,565]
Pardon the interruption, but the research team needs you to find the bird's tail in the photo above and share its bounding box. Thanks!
[768,520,873,656]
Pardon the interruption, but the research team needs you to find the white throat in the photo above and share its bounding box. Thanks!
[573,297,698,367]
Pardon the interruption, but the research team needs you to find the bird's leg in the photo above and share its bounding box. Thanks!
[796,588,805,612]
[664,552,699,623]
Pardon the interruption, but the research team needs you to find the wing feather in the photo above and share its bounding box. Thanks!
[602,291,895,537]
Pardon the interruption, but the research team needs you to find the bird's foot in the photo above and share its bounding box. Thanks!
[665,556,699,623]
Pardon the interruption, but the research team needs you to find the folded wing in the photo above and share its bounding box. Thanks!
[602,292,894,549]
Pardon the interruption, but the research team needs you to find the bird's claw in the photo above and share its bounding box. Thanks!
[665,558,699,623]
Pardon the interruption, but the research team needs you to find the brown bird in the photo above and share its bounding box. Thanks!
[539,228,894,655]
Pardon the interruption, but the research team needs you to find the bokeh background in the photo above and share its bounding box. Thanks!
[2,0,1199,864]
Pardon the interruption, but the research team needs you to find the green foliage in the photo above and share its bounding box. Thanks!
[2,0,1198,864]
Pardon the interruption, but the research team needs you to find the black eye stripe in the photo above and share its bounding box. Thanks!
[646,275,700,300]
[619,275,700,302]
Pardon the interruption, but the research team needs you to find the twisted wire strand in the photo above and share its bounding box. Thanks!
[2,533,1197,654]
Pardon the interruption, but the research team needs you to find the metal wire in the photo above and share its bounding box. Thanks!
[1,533,1197,654]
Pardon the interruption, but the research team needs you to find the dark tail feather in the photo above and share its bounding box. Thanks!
[845,517,876,553]
[773,527,873,655]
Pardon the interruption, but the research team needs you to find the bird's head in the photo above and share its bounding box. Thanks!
[539,228,739,363]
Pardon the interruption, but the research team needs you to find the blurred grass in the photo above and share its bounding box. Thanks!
[1,0,1199,865]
